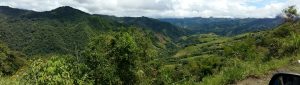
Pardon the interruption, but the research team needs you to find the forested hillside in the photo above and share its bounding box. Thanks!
[97,15,189,39]
[160,17,284,36]
[0,6,299,85]
[163,21,300,84]
[0,6,182,56]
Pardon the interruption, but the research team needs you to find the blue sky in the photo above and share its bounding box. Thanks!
[248,0,286,8]
[0,0,299,18]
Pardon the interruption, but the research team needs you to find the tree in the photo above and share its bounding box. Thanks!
[112,32,139,84]
[0,43,25,76]
[83,32,140,84]
[83,29,158,84]
[283,5,299,22]
[83,33,121,84]
[24,55,93,85]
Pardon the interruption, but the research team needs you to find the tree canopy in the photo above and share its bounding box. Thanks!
[283,5,299,22]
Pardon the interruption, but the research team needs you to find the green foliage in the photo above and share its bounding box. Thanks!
[184,55,224,81]
[1,6,300,85]
[199,21,300,85]
[0,77,20,85]
[155,55,223,84]
[0,43,26,76]
[119,17,188,40]
[281,32,300,55]
[0,17,90,55]
[224,37,263,61]
[177,33,220,46]
[160,17,283,36]
[174,34,229,58]
[200,56,292,85]
[283,5,299,22]
[23,55,92,85]
[0,6,183,56]
[83,30,157,84]
[272,25,292,38]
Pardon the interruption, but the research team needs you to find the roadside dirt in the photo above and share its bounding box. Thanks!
[235,63,300,85]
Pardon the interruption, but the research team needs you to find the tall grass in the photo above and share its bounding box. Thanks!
[199,55,298,85]
[0,77,20,85]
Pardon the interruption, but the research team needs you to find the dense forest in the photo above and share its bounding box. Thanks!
[160,17,284,36]
[0,6,300,85]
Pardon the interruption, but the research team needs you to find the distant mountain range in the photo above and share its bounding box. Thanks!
[1,6,299,85]
[160,17,284,36]
[0,6,186,55]
[0,6,285,55]
[0,6,187,38]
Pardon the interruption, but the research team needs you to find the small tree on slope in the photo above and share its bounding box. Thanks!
[283,5,299,22]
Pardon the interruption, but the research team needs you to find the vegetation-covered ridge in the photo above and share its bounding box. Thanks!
[0,5,299,85]
[0,6,183,56]
[160,16,284,36]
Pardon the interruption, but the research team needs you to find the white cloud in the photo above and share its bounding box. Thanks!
[0,0,299,18]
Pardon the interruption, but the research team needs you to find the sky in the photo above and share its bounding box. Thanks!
[0,0,299,18]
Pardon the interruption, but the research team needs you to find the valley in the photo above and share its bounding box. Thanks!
[0,5,300,85]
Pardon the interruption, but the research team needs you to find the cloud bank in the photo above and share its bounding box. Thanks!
[0,0,299,18]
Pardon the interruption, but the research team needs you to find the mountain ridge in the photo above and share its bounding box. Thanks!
[159,17,284,36]
[1,5,300,85]
[0,6,33,17]
[0,6,185,55]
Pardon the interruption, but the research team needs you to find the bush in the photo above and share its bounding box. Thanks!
[281,32,300,55]
[83,30,158,84]
[224,38,262,61]
[155,55,224,84]
[272,26,292,38]
[187,55,224,81]
[23,55,93,85]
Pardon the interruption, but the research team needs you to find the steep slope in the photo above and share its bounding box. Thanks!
[160,17,284,36]
[0,43,26,76]
[22,6,90,21]
[0,6,33,17]
[95,15,189,40]
[156,21,300,84]
[0,6,184,55]
[119,17,188,39]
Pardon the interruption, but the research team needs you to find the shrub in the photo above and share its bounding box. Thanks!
[187,55,224,81]
[281,32,300,55]
[272,26,292,38]
[224,38,261,61]
[83,30,157,84]
[23,55,93,85]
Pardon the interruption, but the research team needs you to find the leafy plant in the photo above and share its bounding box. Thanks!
[23,55,92,85]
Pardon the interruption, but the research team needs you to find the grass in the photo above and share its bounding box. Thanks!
[0,57,32,85]
[174,36,230,58]
[0,76,20,85]
[199,54,299,85]
[162,22,300,85]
